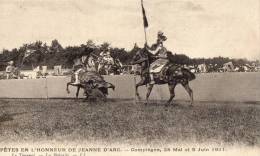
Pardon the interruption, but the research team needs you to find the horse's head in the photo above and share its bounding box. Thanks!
[131,48,149,65]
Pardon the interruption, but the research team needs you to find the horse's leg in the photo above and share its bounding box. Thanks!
[135,83,142,100]
[145,84,154,105]
[76,85,80,98]
[166,82,177,106]
[182,82,193,106]
[135,78,146,100]
[135,83,140,99]
[83,88,89,101]
[66,82,71,94]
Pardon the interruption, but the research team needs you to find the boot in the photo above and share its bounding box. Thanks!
[150,73,155,84]
[72,73,80,85]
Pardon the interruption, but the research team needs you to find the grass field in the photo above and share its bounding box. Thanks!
[0,99,259,147]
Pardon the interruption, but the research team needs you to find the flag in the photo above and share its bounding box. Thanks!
[141,0,148,28]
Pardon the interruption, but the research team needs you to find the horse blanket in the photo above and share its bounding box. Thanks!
[79,71,104,83]
[149,58,168,73]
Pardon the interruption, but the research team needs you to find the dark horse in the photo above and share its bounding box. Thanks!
[66,71,115,100]
[131,48,196,106]
[66,55,115,100]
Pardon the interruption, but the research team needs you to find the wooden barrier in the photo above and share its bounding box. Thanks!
[45,76,84,98]
[136,72,260,102]
[0,79,47,98]
[102,75,136,99]
[0,73,259,102]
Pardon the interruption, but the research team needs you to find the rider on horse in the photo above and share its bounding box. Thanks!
[71,53,96,85]
[71,57,85,85]
[145,31,168,84]
[6,61,15,79]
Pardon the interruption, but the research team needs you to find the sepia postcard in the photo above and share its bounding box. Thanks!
[0,0,259,156]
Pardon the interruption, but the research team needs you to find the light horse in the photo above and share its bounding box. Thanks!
[66,54,115,100]
[131,48,196,106]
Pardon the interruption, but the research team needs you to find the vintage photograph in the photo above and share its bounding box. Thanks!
[0,0,259,156]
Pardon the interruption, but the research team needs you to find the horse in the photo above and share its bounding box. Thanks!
[131,48,196,106]
[66,54,115,100]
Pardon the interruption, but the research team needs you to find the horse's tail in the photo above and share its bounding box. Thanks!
[105,82,115,91]
[181,68,196,81]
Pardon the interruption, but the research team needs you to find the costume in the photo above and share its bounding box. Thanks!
[146,31,168,84]
[86,55,96,72]
[72,55,98,85]
[149,43,168,73]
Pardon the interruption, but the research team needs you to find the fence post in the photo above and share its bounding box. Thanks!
[45,77,49,99]
[133,75,137,105]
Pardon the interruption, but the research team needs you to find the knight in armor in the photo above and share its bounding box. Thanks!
[72,54,97,85]
[145,31,168,84]
[6,61,15,79]
[86,54,96,72]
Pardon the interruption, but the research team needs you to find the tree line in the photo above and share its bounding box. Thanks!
[0,39,258,71]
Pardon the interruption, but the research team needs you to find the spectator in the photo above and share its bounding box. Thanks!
[5,61,15,79]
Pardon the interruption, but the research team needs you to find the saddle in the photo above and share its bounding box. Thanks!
[150,64,169,80]
[151,64,182,80]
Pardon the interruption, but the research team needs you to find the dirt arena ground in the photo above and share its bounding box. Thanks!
[0,99,259,147]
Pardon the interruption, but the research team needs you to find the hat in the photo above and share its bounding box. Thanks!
[158,31,164,36]
[157,31,167,41]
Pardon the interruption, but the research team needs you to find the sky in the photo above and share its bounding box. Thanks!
[0,0,259,60]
